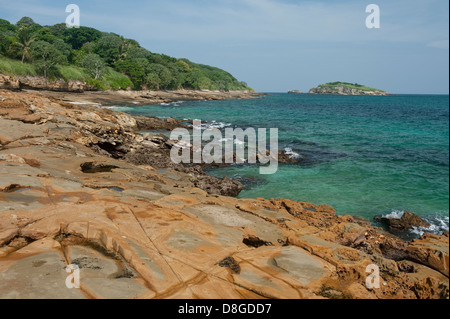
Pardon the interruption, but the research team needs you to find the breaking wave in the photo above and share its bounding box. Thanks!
[382,210,449,237]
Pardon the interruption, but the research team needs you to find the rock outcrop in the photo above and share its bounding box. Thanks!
[375,211,431,232]
[0,73,263,104]
[0,89,448,299]
[0,73,95,92]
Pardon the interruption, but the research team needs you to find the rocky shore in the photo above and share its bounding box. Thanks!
[0,73,263,106]
[0,88,448,299]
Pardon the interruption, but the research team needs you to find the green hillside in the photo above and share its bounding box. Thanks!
[0,17,252,91]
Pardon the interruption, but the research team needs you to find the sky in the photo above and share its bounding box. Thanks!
[0,0,449,94]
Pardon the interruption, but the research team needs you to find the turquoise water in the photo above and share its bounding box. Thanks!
[112,94,449,231]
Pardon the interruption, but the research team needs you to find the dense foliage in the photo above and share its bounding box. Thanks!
[0,17,251,91]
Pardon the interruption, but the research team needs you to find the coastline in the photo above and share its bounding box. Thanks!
[19,88,265,107]
[0,88,448,299]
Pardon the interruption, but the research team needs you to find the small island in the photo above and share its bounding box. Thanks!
[288,90,303,94]
[308,82,388,95]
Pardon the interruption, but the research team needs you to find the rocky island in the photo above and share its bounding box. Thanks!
[0,88,448,299]
[309,82,388,96]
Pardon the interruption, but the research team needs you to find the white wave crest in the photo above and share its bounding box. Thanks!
[284,147,302,159]
[383,210,449,237]
[384,210,405,219]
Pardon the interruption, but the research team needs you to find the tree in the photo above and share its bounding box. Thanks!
[147,63,172,89]
[81,53,106,79]
[127,46,150,60]
[64,26,102,50]
[16,17,37,29]
[115,58,148,89]
[95,33,124,65]
[31,40,65,78]
[14,26,37,63]
[146,72,161,90]
[48,23,67,38]
[53,39,72,63]
[0,31,13,55]
[0,19,16,32]
[176,60,192,73]
[35,27,57,43]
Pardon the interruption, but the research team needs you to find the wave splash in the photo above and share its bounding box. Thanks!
[284,147,302,159]
[382,210,449,237]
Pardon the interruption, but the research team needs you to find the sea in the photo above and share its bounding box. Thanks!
[111,93,449,238]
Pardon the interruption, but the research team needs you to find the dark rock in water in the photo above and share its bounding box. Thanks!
[374,211,431,232]
[277,150,305,164]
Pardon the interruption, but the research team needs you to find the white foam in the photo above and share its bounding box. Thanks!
[383,210,449,237]
[384,210,405,219]
[160,101,185,106]
[200,121,232,130]
[284,147,302,159]
[410,215,449,237]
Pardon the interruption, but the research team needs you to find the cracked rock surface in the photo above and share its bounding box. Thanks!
[0,89,448,299]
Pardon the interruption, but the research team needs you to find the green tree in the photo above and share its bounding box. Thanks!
[81,53,106,79]
[127,46,150,60]
[0,31,13,55]
[13,26,37,63]
[176,59,192,73]
[146,72,161,90]
[0,19,16,32]
[115,58,148,89]
[48,23,67,38]
[35,27,58,43]
[148,63,172,89]
[53,39,72,63]
[16,17,37,29]
[64,26,102,50]
[31,40,65,78]
[95,33,125,65]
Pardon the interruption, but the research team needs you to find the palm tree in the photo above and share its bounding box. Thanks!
[15,26,36,63]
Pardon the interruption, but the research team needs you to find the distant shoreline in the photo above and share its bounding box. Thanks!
[20,88,265,107]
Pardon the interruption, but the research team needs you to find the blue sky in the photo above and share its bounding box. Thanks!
[0,0,448,93]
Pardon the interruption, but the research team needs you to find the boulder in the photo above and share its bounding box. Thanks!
[407,233,449,276]
[375,211,431,232]
[0,74,20,90]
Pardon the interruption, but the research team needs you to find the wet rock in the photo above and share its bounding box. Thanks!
[374,211,431,232]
